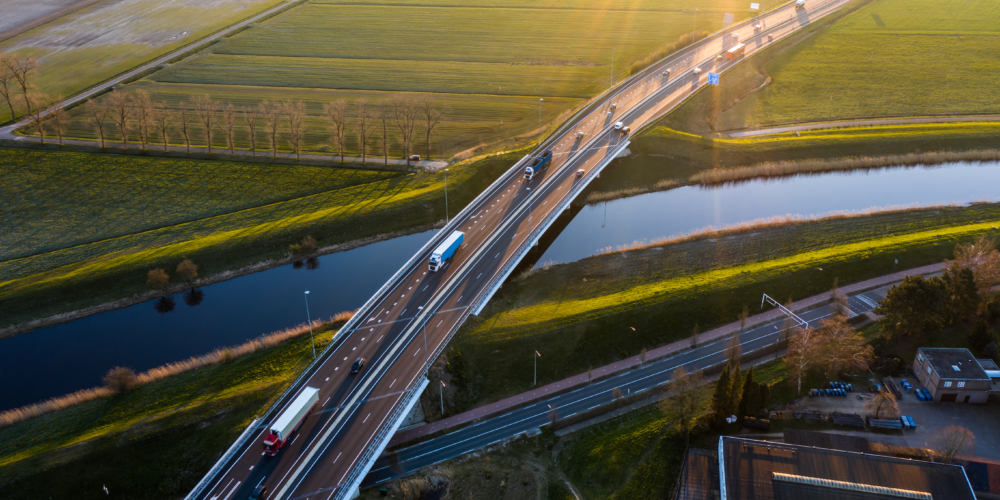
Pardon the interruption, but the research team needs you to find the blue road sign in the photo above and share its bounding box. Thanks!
[708,72,720,85]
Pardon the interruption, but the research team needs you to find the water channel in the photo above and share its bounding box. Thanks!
[3,161,999,411]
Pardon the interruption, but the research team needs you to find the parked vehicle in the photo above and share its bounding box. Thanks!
[523,150,552,181]
[351,357,366,373]
[263,386,320,456]
[726,43,746,60]
[429,231,464,271]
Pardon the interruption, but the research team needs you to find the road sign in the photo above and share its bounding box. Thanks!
[708,72,720,85]
[723,12,734,24]
[750,3,760,11]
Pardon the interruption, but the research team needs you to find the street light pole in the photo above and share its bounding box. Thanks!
[440,381,446,415]
[611,48,615,88]
[444,168,450,224]
[533,351,541,386]
[537,98,543,148]
[304,291,315,359]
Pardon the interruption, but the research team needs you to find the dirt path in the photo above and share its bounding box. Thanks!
[726,115,1000,138]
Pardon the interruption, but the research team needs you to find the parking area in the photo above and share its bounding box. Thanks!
[782,376,1000,460]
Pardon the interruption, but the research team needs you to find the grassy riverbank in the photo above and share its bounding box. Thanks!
[439,203,1000,416]
[0,324,337,499]
[0,147,519,332]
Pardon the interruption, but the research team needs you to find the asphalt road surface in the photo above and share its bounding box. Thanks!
[192,1,851,499]
[363,288,886,486]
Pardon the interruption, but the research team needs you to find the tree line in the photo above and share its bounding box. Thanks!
[2,51,448,165]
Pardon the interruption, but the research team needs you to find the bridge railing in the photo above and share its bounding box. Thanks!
[185,417,260,500]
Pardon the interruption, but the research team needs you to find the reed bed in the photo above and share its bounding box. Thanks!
[0,310,355,428]
[691,150,1000,186]
[597,203,962,256]
[585,179,680,205]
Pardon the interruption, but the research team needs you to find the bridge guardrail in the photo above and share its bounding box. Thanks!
[185,417,260,500]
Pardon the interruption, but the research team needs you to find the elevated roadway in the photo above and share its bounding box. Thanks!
[189,1,851,498]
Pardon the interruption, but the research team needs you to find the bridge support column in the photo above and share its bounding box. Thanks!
[343,377,430,499]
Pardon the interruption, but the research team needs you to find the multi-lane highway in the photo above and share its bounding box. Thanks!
[362,288,888,486]
[189,1,851,498]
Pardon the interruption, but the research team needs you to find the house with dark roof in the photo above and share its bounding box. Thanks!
[913,348,1000,403]
[675,436,977,500]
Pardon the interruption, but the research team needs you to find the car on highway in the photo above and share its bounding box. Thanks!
[754,24,762,32]
[613,121,624,130]
[715,54,724,61]
[768,34,774,42]
[576,131,585,139]
[693,67,702,75]
[662,69,670,77]
[608,103,616,111]
[621,126,631,135]
[250,485,267,500]
[351,357,366,373]
[576,169,585,177]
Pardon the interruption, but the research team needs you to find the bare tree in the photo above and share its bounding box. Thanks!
[283,100,306,159]
[260,100,283,157]
[950,235,1000,292]
[133,90,153,150]
[690,323,699,348]
[865,390,898,419]
[5,54,38,116]
[107,90,133,149]
[191,94,217,153]
[354,98,371,164]
[242,106,260,156]
[786,326,823,395]
[49,99,69,146]
[176,259,198,281]
[25,93,47,144]
[147,268,170,288]
[727,330,742,363]
[103,367,137,394]
[661,366,705,445]
[932,426,975,464]
[178,108,194,153]
[222,102,237,154]
[152,108,173,151]
[0,54,18,121]
[418,96,445,160]
[391,94,418,165]
[87,104,111,148]
[818,314,874,378]
[739,304,749,332]
[323,99,348,163]
[639,347,647,368]
[375,99,391,165]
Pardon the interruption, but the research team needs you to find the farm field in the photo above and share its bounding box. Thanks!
[0,0,286,123]
[0,148,519,331]
[53,0,762,159]
[443,203,1000,415]
[0,147,397,263]
[714,0,1000,129]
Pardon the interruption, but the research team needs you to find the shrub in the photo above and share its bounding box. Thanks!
[147,268,169,288]
[289,243,303,255]
[103,366,137,394]
[301,235,318,253]
[176,258,198,281]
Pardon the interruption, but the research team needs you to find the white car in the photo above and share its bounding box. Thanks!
[576,169,585,177]
[716,54,724,61]
[754,24,762,32]
[613,121,624,130]
[662,69,671,77]
[693,67,702,75]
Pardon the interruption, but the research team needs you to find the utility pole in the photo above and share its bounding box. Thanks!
[304,291,315,359]
[444,168,450,224]
[534,350,541,386]
[440,381,446,415]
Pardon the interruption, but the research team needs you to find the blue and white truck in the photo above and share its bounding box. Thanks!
[523,150,553,181]
[429,231,464,271]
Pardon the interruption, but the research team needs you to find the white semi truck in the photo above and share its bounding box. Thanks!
[429,231,464,272]
[263,386,320,456]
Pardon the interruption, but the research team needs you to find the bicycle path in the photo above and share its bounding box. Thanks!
[726,116,1000,138]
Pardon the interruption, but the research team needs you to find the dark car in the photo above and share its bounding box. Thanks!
[351,357,366,373]
[249,485,268,500]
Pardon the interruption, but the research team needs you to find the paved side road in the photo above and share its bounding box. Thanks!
[726,115,1000,138]
[364,262,946,486]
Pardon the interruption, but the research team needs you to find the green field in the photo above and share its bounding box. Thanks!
[0,147,397,262]
[0,0,287,124]
[714,0,1000,129]
[0,148,517,331]
[443,203,1000,415]
[50,0,763,159]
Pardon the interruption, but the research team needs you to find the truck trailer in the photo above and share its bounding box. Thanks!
[263,386,320,455]
[429,231,464,271]
[726,43,746,60]
[523,150,553,181]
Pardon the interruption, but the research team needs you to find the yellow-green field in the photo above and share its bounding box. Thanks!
[0,0,287,123]
[52,0,763,159]
[716,0,1000,129]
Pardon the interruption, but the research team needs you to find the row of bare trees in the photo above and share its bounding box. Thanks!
[0,53,38,121]
[53,89,447,165]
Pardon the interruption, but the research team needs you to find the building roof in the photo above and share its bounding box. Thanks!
[918,348,989,381]
[719,436,976,500]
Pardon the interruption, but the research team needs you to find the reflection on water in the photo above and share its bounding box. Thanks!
[538,162,1000,265]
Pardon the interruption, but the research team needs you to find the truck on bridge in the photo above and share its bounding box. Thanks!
[263,386,320,456]
[429,231,464,272]
[523,150,553,181]
[726,43,746,60]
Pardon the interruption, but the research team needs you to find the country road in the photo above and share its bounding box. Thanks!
[726,115,1000,138]
[187,1,853,499]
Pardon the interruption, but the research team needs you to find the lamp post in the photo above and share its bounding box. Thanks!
[304,291,315,359]
[537,98,543,148]
[440,381,446,415]
[611,48,615,88]
[444,168,450,224]
[533,350,541,386]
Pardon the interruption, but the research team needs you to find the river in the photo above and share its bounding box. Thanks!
[2,161,998,411]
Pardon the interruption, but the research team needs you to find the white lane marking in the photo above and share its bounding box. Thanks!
[334,452,342,464]
[495,253,500,258]
[414,348,420,357]
[377,335,384,342]
[390,379,396,388]
[363,413,371,423]
[423,285,429,291]
[437,320,443,327]
[323,397,331,407]
[477,273,482,279]
[249,465,254,471]
[221,481,241,500]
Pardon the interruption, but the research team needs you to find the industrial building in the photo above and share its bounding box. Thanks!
[913,348,1000,404]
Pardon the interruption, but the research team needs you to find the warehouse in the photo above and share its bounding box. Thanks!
[913,348,1000,403]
